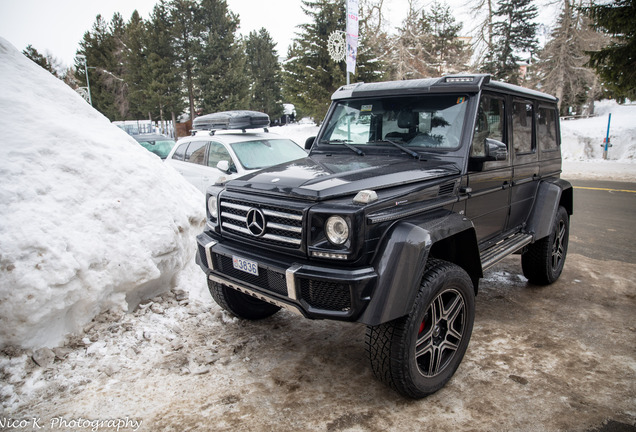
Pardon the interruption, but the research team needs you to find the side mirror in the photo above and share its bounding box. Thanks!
[484,138,508,161]
[305,136,315,150]
[216,160,230,173]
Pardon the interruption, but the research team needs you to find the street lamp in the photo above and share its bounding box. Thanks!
[76,54,93,106]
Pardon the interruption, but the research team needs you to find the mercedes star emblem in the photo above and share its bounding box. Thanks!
[246,208,266,237]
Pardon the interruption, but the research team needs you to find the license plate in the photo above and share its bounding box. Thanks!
[232,255,259,276]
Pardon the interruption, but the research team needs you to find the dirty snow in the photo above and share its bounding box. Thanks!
[0,37,635,431]
[0,37,205,350]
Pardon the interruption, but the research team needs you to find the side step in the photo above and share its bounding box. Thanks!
[480,233,533,270]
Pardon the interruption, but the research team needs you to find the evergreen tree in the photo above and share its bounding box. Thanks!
[389,1,431,80]
[75,13,129,120]
[533,0,607,115]
[284,0,383,122]
[197,0,249,114]
[420,1,472,76]
[145,1,184,126]
[482,0,538,84]
[123,10,150,119]
[169,0,202,121]
[23,45,58,76]
[583,0,636,100]
[245,29,284,120]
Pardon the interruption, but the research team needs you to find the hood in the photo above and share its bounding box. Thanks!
[226,154,460,201]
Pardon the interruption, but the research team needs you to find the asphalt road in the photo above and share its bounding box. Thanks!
[569,179,636,264]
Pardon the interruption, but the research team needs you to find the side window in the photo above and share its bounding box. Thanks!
[208,142,236,172]
[512,100,534,154]
[172,142,189,161]
[471,94,505,157]
[537,106,559,152]
[184,141,207,165]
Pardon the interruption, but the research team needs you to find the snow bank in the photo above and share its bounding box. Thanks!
[0,38,206,350]
[561,100,636,163]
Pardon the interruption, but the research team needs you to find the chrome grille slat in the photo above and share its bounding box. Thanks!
[219,197,304,249]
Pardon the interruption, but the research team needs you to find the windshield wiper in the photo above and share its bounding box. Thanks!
[319,139,365,156]
[371,139,420,159]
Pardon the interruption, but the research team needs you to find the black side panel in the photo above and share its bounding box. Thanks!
[359,211,476,326]
[526,178,573,240]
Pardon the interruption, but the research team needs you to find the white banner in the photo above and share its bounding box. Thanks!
[346,0,359,74]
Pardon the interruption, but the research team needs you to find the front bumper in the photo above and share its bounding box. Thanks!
[196,231,377,321]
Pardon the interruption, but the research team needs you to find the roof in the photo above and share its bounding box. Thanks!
[132,133,173,142]
[331,74,557,103]
[178,130,285,145]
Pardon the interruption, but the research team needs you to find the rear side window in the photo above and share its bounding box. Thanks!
[184,141,207,165]
[172,142,189,161]
[537,106,559,151]
[512,100,535,154]
[471,94,505,157]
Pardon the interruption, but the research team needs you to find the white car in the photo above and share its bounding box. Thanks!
[165,111,307,193]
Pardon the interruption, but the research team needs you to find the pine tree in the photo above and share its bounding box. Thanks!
[75,13,129,120]
[197,0,249,114]
[23,45,58,76]
[123,10,150,119]
[533,0,607,115]
[583,0,636,100]
[482,0,538,84]
[245,29,284,120]
[284,0,383,122]
[169,0,202,121]
[420,1,472,76]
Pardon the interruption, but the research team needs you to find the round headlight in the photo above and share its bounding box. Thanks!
[207,195,218,219]
[325,215,349,245]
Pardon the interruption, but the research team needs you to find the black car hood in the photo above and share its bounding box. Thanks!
[226,154,460,201]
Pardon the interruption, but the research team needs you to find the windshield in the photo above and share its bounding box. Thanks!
[320,95,469,151]
[137,139,176,159]
[231,139,307,170]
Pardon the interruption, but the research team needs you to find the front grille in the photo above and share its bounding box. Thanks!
[214,254,287,296]
[220,198,303,249]
[299,279,351,312]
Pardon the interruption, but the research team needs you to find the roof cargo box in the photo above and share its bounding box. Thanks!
[193,110,270,131]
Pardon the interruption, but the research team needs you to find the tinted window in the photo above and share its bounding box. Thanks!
[208,142,236,172]
[172,142,188,161]
[471,94,505,157]
[537,106,559,151]
[184,141,207,165]
[136,139,175,159]
[512,100,534,154]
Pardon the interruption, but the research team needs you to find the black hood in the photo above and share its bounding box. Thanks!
[226,154,460,201]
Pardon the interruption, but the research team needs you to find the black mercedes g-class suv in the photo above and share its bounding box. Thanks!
[195,74,573,398]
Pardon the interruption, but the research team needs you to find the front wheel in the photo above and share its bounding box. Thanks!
[522,206,569,285]
[366,259,475,398]
[208,280,280,320]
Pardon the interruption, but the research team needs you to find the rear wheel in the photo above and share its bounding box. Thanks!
[208,280,280,320]
[522,206,569,285]
[366,259,475,398]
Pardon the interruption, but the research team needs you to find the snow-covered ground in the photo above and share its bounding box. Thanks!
[1,37,635,431]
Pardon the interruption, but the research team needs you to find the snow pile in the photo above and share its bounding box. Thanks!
[0,38,206,350]
[561,100,636,162]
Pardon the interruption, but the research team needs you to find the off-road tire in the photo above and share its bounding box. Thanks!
[365,259,475,398]
[522,206,569,285]
[208,280,280,320]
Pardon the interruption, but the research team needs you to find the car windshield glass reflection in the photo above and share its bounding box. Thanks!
[231,139,307,170]
[320,95,469,150]
[137,139,176,159]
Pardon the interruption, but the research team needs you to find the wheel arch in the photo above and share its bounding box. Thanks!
[359,210,480,326]
[526,178,573,241]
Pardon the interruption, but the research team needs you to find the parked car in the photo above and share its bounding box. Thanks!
[164,111,307,194]
[195,75,573,398]
[133,133,176,160]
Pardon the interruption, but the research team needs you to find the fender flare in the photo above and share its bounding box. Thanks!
[526,178,573,241]
[359,210,477,326]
